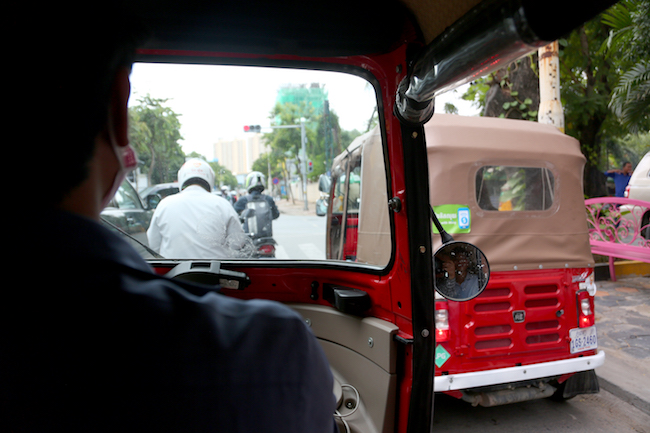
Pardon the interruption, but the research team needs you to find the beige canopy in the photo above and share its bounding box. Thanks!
[331,114,594,272]
[328,127,392,267]
[427,114,594,272]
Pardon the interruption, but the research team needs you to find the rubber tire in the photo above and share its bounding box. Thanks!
[642,212,650,240]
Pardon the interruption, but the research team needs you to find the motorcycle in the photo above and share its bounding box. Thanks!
[315,174,330,217]
[239,199,277,258]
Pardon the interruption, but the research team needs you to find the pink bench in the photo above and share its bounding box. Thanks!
[585,197,650,281]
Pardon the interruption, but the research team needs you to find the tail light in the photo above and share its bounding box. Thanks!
[577,290,595,328]
[258,244,275,255]
[435,301,450,342]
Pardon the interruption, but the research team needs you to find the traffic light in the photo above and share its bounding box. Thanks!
[307,160,313,173]
[243,125,261,133]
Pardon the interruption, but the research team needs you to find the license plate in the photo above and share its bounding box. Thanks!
[569,326,598,354]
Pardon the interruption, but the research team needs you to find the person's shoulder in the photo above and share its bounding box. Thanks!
[156,190,186,208]
[207,294,302,322]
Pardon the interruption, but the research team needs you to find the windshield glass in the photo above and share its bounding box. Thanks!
[117,62,388,266]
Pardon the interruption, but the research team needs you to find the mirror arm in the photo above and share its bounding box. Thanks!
[430,205,454,244]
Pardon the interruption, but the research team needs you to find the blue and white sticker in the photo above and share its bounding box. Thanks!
[457,207,470,230]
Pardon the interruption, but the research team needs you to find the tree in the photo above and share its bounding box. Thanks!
[264,102,317,174]
[603,0,650,133]
[255,100,363,200]
[129,95,185,186]
[462,55,539,121]
[558,19,623,197]
[210,162,238,190]
[462,2,650,197]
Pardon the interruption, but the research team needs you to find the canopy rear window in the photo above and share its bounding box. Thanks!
[476,166,555,212]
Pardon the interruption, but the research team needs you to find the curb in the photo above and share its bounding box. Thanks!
[597,375,650,416]
[594,261,650,281]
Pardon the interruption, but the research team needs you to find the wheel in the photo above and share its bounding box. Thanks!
[642,212,650,240]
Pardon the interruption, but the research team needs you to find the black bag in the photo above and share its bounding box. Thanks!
[242,196,273,238]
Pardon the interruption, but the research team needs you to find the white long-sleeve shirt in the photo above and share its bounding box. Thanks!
[147,185,252,259]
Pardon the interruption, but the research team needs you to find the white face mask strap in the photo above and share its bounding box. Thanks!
[101,138,137,209]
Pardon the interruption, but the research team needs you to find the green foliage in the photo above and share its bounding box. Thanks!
[129,95,185,185]
[461,78,490,111]
[459,4,650,196]
[443,103,458,115]
[609,60,650,132]
[609,132,650,167]
[463,56,538,120]
[210,162,239,189]
[602,1,650,133]
[251,152,283,181]
[498,169,527,211]
[559,19,621,148]
[257,101,360,183]
[500,95,537,120]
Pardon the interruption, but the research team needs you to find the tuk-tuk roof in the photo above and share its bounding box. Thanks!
[133,0,479,56]
[427,114,594,272]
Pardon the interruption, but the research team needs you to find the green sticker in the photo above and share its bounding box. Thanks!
[435,344,451,368]
[432,204,471,234]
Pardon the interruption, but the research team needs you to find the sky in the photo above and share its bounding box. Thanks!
[129,63,479,160]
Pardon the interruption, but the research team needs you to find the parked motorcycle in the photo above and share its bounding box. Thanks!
[316,174,330,217]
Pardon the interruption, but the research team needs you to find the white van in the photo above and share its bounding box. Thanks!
[625,152,650,202]
[621,152,650,239]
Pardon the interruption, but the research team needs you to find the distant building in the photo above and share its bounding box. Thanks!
[213,133,269,177]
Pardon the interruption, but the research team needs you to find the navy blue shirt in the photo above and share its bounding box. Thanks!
[3,210,336,432]
[605,171,632,197]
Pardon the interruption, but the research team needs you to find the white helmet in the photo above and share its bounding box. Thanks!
[245,171,266,193]
[178,159,215,192]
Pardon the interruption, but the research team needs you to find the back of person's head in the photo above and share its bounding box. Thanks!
[246,171,266,193]
[178,159,216,192]
[14,2,147,207]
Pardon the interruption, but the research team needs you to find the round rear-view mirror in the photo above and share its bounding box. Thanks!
[434,241,490,301]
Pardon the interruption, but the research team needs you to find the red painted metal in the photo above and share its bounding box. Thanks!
[140,42,419,426]
[435,268,598,376]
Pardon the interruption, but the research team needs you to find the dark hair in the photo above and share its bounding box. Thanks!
[15,3,147,206]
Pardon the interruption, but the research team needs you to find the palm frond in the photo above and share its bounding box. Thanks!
[610,60,650,132]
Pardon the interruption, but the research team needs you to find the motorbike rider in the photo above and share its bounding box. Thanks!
[220,185,234,204]
[235,171,280,237]
[147,159,253,258]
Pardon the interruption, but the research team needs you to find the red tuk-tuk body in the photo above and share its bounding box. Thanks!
[325,114,603,407]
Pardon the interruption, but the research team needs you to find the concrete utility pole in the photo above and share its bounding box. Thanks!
[300,118,308,211]
[260,122,309,211]
[537,41,564,132]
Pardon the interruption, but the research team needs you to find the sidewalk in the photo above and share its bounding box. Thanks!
[594,275,650,415]
[275,197,319,216]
